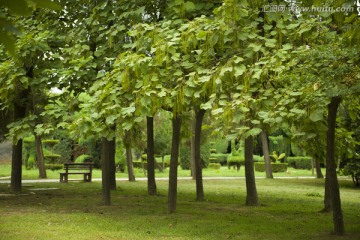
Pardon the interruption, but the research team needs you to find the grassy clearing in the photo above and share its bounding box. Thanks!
[0,178,359,240]
[0,164,325,180]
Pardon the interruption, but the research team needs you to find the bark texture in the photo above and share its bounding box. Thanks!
[101,138,111,205]
[260,130,273,179]
[245,136,259,206]
[35,135,47,179]
[124,131,135,182]
[326,97,344,235]
[167,115,182,213]
[194,109,206,201]
[109,137,116,190]
[147,116,157,195]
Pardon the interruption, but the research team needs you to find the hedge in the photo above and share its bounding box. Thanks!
[254,162,288,172]
[227,155,244,171]
[208,163,221,169]
[209,153,228,165]
[75,154,92,163]
[45,164,63,171]
[286,156,312,169]
[253,155,264,162]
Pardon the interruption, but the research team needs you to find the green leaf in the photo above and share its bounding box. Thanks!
[1,0,30,15]
[184,1,196,11]
[0,31,16,56]
[200,101,212,110]
[234,65,246,77]
[33,0,62,10]
[309,110,324,122]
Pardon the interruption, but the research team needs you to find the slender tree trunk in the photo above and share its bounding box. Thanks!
[190,115,196,179]
[35,135,47,179]
[326,97,344,235]
[245,135,259,206]
[11,90,28,193]
[322,173,332,213]
[109,137,116,190]
[11,139,23,193]
[315,158,324,179]
[101,138,111,205]
[168,114,182,214]
[124,131,135,182]
[194,109,206,201]
[260,130,273,179]
[147,116,157,195]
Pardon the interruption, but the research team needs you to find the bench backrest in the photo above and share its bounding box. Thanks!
[64,163,93,172]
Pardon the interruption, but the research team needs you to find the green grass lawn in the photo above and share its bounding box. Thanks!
[0,176,359,239]
[0,164,325,180]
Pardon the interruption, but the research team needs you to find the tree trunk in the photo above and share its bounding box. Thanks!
[147,116,157,195]
[124,131,135,182]
[35,135,47,179]
[326,97,344,235]
[101,138,111,205]
[11,90,28,193]
[260,130,273,179]
[11,139,23,193]
[194,109,206,201]
[190,114,196,179]
[167,114,182,214]
[315,158,324,179]
[322,173,332,213]
[109,137,116,190]
[245,135,259,206]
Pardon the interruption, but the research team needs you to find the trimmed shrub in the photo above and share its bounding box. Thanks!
[227,155,244,171]
[287,156,312,169]
[45,164,63,171]
[133,160,145,169]
[44,154,61,164]
[255,162,288,172]
[75,154,93,163]
[253,155,264,162]
[210,153,228,165]
[208,163,221,169]
[26,155,36,170]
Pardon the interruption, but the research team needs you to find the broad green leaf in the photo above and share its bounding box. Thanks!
[184,1,196,11]
[309,109,324,122]
[33,0,62,10]
[1,0,30,15]
[234,65,246,77]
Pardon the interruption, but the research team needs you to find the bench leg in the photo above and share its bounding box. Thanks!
[60,173,68,183]
[84,173,92,182]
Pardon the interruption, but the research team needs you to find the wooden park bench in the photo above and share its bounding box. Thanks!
[60,163,93,183]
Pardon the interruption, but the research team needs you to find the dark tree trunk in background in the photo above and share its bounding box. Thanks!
[101,138,111,205]
[315,159,324,179]
[167,114,182,214]
[190,115,196,179]
[35,135,47,179]
[194,109,206,201]
[109,137,116,190]
[326,97,344,235]
[124,131,135,182]
[245,135,259,206]
[260,130,273,179]
[147,116,157,195]
[11,89,28,193]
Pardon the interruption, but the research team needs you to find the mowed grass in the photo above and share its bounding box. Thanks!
[0,164,325,180]
[0,178,359,240]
